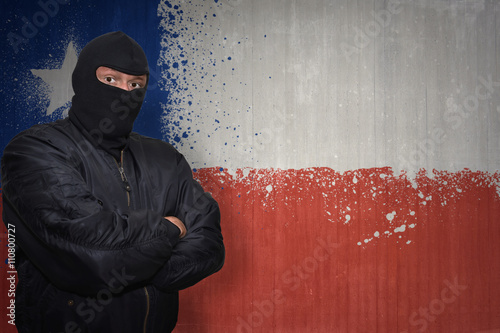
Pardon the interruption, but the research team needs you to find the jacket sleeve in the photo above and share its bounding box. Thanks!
[152,152,225,292]
[1,129,181,295]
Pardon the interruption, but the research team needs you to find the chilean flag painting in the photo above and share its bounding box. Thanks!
[1,0,500,332]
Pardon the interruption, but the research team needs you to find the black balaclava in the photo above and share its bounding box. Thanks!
[68,31,149,159]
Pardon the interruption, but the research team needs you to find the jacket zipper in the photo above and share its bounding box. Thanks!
[115,151,151,332]
[116,150,131,207]
[143,287,151,333]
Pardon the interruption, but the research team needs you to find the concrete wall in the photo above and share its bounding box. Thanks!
[159,0,500,176]
[161,1,500,331]
[1,0,499,332]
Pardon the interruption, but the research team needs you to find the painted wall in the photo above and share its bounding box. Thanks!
[1,0,499,332]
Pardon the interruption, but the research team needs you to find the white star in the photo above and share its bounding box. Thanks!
[31,41,78,117]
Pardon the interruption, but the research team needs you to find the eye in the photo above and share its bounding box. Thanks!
[129,82,143,89]
[103,76,116,84]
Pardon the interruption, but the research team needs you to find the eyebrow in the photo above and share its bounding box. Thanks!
[99,70,146,80]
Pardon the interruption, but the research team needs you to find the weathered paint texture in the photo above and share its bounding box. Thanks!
[184,167,500,332]
[156,2,500,330]
[156,0,500,175]
[1,0,499,332]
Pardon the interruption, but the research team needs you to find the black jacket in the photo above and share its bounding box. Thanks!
[1,118,224,332]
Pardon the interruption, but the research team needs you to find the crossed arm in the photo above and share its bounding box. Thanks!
[1,129,224,295]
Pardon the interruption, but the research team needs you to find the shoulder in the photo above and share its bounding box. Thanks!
[1,119,81,185]
[129,132,175,149]
[129,132,183,161]
[6,118,77,144]
[3,119,81,157]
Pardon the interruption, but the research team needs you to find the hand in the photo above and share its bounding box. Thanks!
[164,216,187,238]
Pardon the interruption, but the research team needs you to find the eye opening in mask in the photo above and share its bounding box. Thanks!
[95,66,148,91]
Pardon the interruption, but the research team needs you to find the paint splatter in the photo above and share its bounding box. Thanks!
[193,167,500,248]
[178,166,500,332]
[157,0,249,159]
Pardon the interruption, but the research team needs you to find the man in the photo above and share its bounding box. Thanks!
[1,31,224,332]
